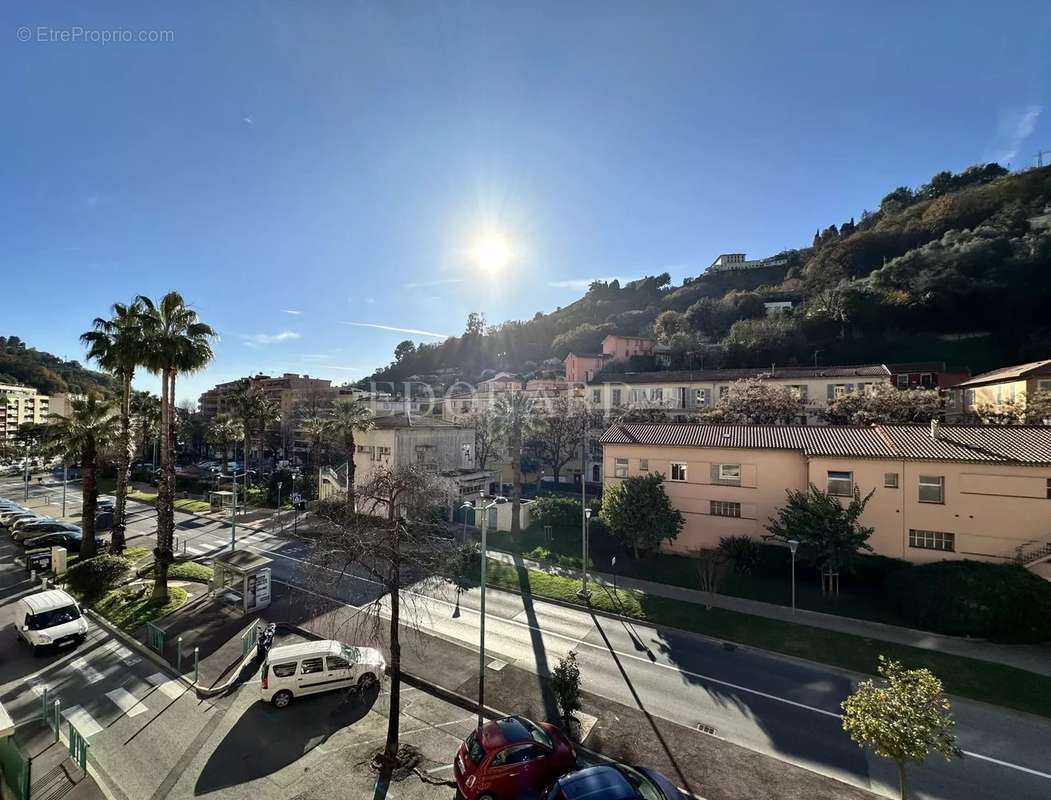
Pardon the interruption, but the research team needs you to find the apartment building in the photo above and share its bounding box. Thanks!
[706,252,790,273]
[886,362,970,391]
[588,364,893,424]
[947,359,1051,421]
[601,422,1051,569]
[564,352,611,383]
[0,384,49,441]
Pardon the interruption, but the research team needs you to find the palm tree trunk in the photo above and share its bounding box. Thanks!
[510,431,522,535]
[80,444,98,560]
[383,574,401,763]
[346,431,356,515]
[112,372,132,555]
[152,369,172,603]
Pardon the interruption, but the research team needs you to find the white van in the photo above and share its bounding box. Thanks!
[15,590,89,654]
[260,639,386,708]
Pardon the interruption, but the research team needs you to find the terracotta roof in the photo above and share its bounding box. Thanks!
[600,423,1051,464]
[564,352,609,360]
[591,364,890,385]
[951,359,1051,389]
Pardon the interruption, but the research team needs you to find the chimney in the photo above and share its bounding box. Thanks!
[930,418,940,439]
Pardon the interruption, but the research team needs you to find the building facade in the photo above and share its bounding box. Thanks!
[600,422,1051,569]
[0,384,49,442]
[947,359,1051,421]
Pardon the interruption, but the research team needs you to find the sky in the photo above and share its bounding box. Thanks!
[2,1,1049,404]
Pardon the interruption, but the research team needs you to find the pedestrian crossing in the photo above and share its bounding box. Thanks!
[179,527,293,557]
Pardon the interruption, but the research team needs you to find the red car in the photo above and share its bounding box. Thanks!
[454,715,577,800]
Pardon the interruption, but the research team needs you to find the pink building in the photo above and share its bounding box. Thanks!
[564,352,610,383]
[601,335,656,361]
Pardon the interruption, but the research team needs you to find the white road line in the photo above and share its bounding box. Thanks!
[26,677,48,696]
[145,672,186,700]
[62,705,103,737]
[69,656,105,685]
[105,687,149,717]
[185,545,206,555]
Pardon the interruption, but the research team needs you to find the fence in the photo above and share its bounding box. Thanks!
[241,624,259,659]
[0,736,30,800]
[145,621,165,653]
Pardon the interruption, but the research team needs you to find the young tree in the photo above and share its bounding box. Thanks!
[528,396,599,483]
[466,408,500,472]
[601,473,684,559]
[695,547,730,610]
[551,650,583,727]
[822,385,943,425]
[705,378,805,424]
[47,395,120,560]
[309,465,453,787]
[494,391,536,535]
[766,484,874,594]
[842,657,962,799]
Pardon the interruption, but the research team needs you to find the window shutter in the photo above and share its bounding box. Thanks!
[827,384,834,401]
[846,383,855,393]
[799,385,808,401]
[710,464,720,482]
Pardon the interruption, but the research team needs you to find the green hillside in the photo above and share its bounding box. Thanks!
[0,335,115,396]
[367,163,1051,385]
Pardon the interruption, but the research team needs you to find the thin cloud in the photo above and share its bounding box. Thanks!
[243,115,255,125]
[301,354,330,361]
[340,321,449,338]
[365,297,376,304]
[404,278,463,289]
[548,276,636,289]
[325,365,365,372]
[240,331,302,347]
[280,309,302,316]
[988,105,1042,163]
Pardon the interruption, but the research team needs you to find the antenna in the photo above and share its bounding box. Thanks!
[1036,149,1051,168]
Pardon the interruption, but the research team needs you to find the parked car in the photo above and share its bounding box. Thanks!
[454,715,576,800]
[14,521,80,542]
[260,639,386,709]
[2,512,45,531]
[23,530,105,554]
[14,589,89,655]
[543,764,687,800]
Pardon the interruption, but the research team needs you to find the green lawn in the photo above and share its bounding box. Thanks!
[482,558,1051,719]
[127,489,211,515]
[141,560,214,583]
[93,586,189,631]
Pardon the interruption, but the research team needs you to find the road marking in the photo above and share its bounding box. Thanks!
[26,677,48,696]
[105,687,149,717]
[185,544,206,555]
[62,705,102,737]
[70,656,106,685]
[145,672,186,700]
[962,751,1051,780]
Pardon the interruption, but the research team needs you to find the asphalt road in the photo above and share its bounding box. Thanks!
[4,475,1051,800]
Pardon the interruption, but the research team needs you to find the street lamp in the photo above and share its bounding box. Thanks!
[578,507,593,601]
[788,539,800,614]
[463,498,498,729]
[225,469,248,551]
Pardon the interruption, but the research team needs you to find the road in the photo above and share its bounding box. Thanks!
[4,475,1051,800]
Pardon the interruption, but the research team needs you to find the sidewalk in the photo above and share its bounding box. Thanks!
[486,550,1051,678]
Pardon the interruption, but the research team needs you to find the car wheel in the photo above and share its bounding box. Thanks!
[357,672,378,691]
[477,794,496,800]
[271,690,293,709]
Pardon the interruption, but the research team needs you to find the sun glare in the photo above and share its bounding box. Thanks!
[470,232,512,272]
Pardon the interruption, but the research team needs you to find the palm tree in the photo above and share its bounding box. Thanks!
[138,293,216,603]
[228,381,281,485]
[326,397,374,512]
[48,395,120,560]
[494,391,536,535]
[81,300,146,555]
[131,391,160,460]
[206,414,242,474]
[300,415,328,499]
[254,396,281,469]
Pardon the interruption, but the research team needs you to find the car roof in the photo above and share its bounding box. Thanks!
[557,765,637,799]
[266,639,342,662]
[20,590,77,613]
[479,716,537,750]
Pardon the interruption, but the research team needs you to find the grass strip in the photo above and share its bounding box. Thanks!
[127,489,211,514]
[484,558,1051,719]
[93,586,189,631]
[141,560,214,583]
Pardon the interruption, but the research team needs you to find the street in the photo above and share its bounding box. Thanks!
[4,475,1051,800]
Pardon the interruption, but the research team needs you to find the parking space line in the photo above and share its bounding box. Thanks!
[105,687,149,718]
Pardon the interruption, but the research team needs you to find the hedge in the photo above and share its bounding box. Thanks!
[886,560,1051,643]
[65,555,133,603]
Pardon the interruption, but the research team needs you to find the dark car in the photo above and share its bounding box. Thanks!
[543,764,686,800]
[454,715,576,800]
[24,530,105,554]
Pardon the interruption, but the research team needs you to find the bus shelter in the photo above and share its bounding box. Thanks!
[211,550,272,615]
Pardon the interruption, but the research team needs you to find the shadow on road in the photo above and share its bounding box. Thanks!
[194,687,379,794]
[512,554,561,725]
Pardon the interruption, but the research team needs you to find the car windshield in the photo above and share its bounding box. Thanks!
[340,645,361,663]
[616,765,665,800]
[517,716,553,749]
[28,605,81,631]
[465,730,486,766]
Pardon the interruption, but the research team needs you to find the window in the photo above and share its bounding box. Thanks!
[591,389,602,404]
[710,500,741,517]
[717,464,741,481]
[918,475,945,504]
[1039,380,1051,392]
[884,473,899,489]
[612,388,622,406]
[491,744,541,767]
[718,385,729,400]
[639,459,649,471]
[896,374,909,389]
[827,470,853,496]
[966,388,976,408]
[694,388,708,407]
[677,387,688,408]
[271,662,297,678]
[921,373,933,388]
[614,458,628,478]
[326,656,350,671]
[650,388,663,402]
[670,462,687,481]
[300,657,324,674]
[909,529,955,552]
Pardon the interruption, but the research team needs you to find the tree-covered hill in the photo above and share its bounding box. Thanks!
[366,163,1051,386]
[0,336,115,396]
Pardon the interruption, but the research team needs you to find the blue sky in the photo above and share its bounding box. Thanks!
[2,1,1049,403]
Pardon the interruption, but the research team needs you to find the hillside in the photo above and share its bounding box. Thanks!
[367,163,1051,386]
[0,335,115,396]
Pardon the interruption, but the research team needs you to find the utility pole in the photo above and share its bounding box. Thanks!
[1035,149,1050,168]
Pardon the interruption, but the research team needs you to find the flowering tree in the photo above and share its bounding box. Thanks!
[704,378,805,424]
[842,657,962,799]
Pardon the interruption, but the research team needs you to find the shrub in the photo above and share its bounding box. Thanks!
[529,496,584,533]
[719,536,761,575]
[886,560,1051,643]
[850,553,911,588]
[65,555,132,603]
[551,650,582,722]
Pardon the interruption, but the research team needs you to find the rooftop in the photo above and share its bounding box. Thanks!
[590,364,891,385]
[951,359,1051,389]
[601,422,1051,464]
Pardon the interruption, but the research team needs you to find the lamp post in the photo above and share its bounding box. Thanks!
[62,463,67,517]
[788,539,799,615]
[578,414,591,602]
[463,499,497,729]
[578,507,592,600]
[228,470,247,551]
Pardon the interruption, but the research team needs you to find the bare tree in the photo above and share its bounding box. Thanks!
[528,396,601,483]
[695,548,729,610]
[308,464,456,794]
[466,408,500,471]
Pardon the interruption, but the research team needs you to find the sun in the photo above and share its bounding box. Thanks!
[470,232,512,272]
